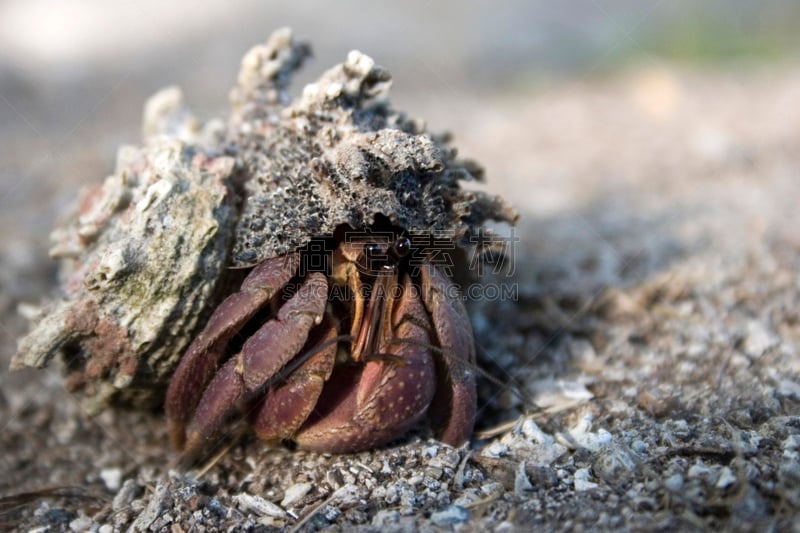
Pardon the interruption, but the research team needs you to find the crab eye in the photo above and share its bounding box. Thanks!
[390,236,411,259]
[364,242,383,259]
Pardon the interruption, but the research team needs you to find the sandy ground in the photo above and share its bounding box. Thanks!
[2,45,800,532]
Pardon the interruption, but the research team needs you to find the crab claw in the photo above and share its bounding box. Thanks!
[421,263,477,447]
[175,271,327,458]
[293,275,437,452]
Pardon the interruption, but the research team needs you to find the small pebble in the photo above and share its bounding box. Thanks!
[69,517,93,531]
[495,521,516,533]
[423,445,439,458]
[100,468,123,492]
[742,321,778,357]
[669,419,689,432]
[281,483,312,507]
[407,475,424,487]
[430,505,469,526]
[515,461,533,494]
[322,504,341,522]
[664,474,683,492]
[453,492,479,507]
[332,484,361,507]
[564,415,613,452]
[739,430,763,454]
[520,419,554,445]
[593,448,636,483]
[716,467,737,489]
[480,482,505,497]
[567,338,598,363]
[112,479,143,512]
[372,509,401,527]
[779,458,800,484]
[574,468,599,491]
[206,498,228,518]
[688,461,711,478]
[234,493,285,518]
[425,466,443,480]
[483,441,509,458]
[131,482,172,531]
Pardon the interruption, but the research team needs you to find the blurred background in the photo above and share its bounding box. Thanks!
[1,0,800,336]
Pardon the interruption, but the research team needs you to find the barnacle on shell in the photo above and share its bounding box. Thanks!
[12,28,516,414]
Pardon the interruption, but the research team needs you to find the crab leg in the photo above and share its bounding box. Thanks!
[294,275,436,453]
[250,317,338,441]
[179,271,327,457]
[180,271,328,455]
[166,253,300,449]
[420,263,477,447]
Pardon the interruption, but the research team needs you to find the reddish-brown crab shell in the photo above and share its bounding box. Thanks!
[165,227,476,458]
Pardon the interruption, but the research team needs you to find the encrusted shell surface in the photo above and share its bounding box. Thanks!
[12,28,516,412]
[229,31,516,265]
[13,138,236,411]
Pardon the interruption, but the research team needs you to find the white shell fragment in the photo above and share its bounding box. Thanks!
[233,493,286,519]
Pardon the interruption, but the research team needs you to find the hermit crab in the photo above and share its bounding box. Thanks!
[13,29,516,457]
[166,227,481,456]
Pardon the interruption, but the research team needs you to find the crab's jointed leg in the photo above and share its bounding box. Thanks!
[166,253,301,449]
[178,271,327,457]
[250,317,338,441]
[420,263,477,447]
